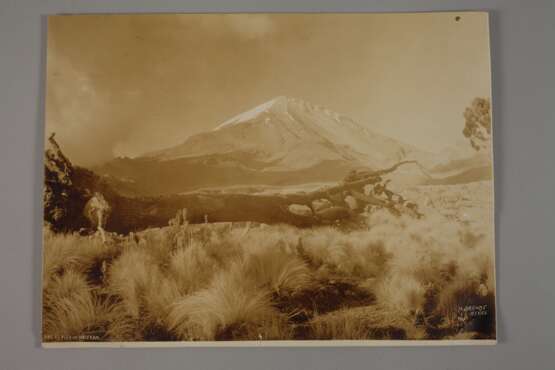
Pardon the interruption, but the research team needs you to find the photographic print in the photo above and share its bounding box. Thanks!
[42,12,495,346]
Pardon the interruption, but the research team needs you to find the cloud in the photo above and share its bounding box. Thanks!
[191,14,277,41]
[46,50,141,166]
[224,14,276,40]
[45,13,491,166]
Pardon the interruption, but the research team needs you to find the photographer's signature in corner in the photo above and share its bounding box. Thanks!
[458,304,489,318]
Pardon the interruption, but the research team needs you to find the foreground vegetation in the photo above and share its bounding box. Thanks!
[42,183,495,342]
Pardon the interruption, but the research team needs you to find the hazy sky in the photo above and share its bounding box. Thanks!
[46,13,492,166]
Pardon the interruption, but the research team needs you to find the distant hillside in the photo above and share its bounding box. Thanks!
[44,138,355,233]
[95,155,357,196]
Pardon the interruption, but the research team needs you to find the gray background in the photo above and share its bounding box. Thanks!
[0,0,553,369]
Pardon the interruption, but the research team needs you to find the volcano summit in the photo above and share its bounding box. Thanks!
[94,96,431,195]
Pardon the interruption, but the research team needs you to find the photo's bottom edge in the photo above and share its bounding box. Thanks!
[42,339,497,348]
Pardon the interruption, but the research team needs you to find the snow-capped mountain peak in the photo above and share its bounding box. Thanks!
[145,96,429,170]
[213,96,348,132]
[214,96,289,130]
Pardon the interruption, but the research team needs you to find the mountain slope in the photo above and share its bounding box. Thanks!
[96,96,435,195]
[146,96,430,170]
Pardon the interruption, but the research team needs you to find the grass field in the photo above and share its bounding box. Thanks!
[42,182,495,342]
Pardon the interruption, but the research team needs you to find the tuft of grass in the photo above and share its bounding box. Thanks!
[300,228,391,279]
[308,304,422,340]
[168,239,219,295]
[136,226,177,266]
[42,227,118,289]
[242,247,312,296]
[166,235,308,340]
[42,270,112,341]
[168,262,291,341]
[107,247,180,339]
[374,275,426,314]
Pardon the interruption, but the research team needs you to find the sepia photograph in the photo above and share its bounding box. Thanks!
[42,12,495,346]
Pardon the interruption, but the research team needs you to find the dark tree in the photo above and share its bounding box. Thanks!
[462,97,492,151]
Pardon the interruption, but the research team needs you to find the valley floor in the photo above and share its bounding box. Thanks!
[42,181,495,342]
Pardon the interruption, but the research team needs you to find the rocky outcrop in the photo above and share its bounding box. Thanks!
[288,204,313,217]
